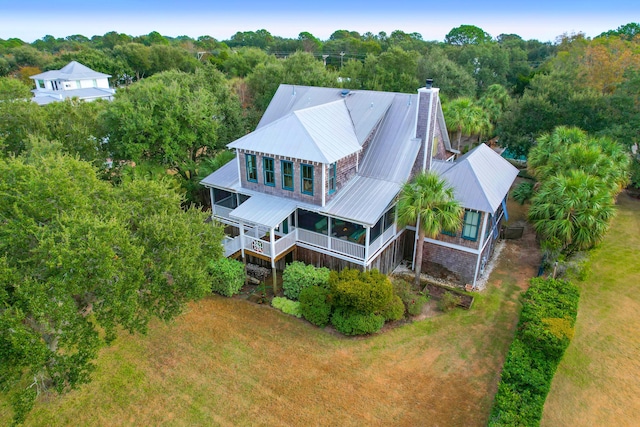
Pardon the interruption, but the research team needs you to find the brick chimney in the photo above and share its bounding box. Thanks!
[415,79,439,172]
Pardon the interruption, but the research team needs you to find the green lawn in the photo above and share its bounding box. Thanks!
[1,210,539,426]
[542,192,640,426]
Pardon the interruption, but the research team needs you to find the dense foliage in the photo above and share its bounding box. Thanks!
[489,277,579,426]
[0,151,223,424]
[209,258,245,297]
[329,269,394,314]
[299,286,332,327]
[330,307,385,336]
[526,127,629,257]
[282,261,330,300]
[271,297,302,318]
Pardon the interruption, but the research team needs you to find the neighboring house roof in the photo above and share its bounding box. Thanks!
[30,61,111,81]
[432,144,519,213]
[228,100,361,164]
[31,87,115,106]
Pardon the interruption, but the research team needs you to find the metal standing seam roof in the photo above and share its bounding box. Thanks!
[432,144,519,213]
[358,93,421,183]
[200,160,239,191]
[258,85,396,145]
[229,194,298,229]
[228,100,361,164]
[30,61,111,80]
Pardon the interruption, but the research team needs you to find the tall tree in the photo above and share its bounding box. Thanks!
[397,172,463,285]
[443,97,488,150]
[0,152,223,424]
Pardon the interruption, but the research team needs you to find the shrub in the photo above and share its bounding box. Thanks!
[331,307,384,336]
[379,295,405,321]
[282,261,330,300]
[512,181,534,205]
[209,257,244,297]
[437,292,461,312]
[271,297,302,318]
[407,295,429,316]
[489,278,579,426]
[299,285,332,327]
[330,268,394,314]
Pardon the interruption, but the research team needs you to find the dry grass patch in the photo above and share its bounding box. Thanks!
[542,192,640,426]
[2,203,540,427]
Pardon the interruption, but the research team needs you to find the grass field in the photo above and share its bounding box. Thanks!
[1,205,539,427]
[542,192,640,426]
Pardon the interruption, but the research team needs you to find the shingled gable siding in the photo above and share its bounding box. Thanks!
[238,149,323,205]
[325,152,358,203]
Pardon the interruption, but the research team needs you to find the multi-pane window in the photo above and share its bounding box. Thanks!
[301,164,314,195]
[281,160,294,191]
[263,157,275,186]
[462,210,481,241]
[246,154,257,182]
[328,162,337,194]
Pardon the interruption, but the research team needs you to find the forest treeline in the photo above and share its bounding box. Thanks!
[1,22,639,191]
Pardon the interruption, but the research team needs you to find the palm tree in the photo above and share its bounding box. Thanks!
[443,97,487,150]
[528,169,615,255]
[397,172,463,285]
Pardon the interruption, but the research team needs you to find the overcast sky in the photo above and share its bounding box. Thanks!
[2,1,637,43]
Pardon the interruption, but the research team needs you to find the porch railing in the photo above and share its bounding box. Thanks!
[212,204,233,221]
[330,236,365,259]
[223,236,242,257]
[275,231,297,255]
[368,225,396,256]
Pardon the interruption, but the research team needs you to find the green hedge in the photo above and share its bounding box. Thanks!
[282,261,330,300]
[331,307,385,336]
[489,277,580,426]
[209,257,245,297]
[299,285,332,327]
[380,295,405,321]
[271,297,302,318]
[329,268,393,314]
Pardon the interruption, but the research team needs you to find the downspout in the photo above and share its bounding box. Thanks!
[209,187,215,217]
[236,151,242,188]
[363,226,371,270]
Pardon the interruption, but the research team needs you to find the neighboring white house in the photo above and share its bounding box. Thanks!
[29,61,116,105]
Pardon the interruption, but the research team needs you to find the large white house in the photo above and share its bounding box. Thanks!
[29,61,115,105]
[201,82,518,288]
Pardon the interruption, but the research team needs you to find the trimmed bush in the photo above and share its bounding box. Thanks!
[512,181,534,205]
[329,268,394,314]
[271,297,302,318]
[209,257,244,297]
[380,295,405,321]
[282,261,330,300]
[299,285,332,327]
[407,295,429,316]
[331,307,384,336]
[489,277,579,426]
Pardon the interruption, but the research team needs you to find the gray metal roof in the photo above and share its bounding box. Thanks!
[322,176,400,226]
[200,160,239,191]
[228,100,361,164]
[259,85,396,145]
[432,144,519,213]
[229,194,297,228]
[358,93,421,183]
[30,61,111,81]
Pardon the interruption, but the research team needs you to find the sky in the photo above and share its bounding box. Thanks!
[1,0,638,43]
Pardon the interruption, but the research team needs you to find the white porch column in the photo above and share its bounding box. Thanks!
[411,213,421,269]
[472,212,489,287]
[327,217,332,250]
[209,187,215,217]
[322,163,326,207]
[239,221,246,259]
[364,226,370,264]
[270,226,276,268]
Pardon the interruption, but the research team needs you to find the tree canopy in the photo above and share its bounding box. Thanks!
[0,151,223,424]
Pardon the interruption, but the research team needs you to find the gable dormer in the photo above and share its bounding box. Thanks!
[229,100,362,206]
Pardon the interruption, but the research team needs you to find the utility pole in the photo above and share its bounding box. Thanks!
[322,54,329,67]
[340,51,345,68]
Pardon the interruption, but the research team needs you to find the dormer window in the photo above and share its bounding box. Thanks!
[263,157,275,186]
[301,164,314,196]
[246,154,257,182]
[328,162,337,194]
